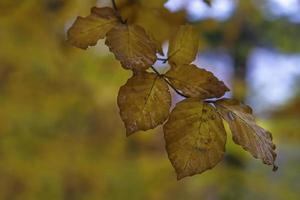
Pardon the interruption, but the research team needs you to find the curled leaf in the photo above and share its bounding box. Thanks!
[168,25,199,65]
[118,72,171,136]
[67,7,119,49]
[165,64,229,99]
[215,99,277,171]
[164,98,227,180]
[105,24,157,71]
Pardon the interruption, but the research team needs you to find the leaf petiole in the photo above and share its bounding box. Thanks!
[111,0,127,24]
[157,58,168,64]
[150,66,189,98]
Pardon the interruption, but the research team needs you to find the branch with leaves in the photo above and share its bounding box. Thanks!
[67,1,277,180]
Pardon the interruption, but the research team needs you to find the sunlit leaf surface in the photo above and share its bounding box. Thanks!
[105,24,157,71]
[165,64,229,98]
[164,98,227,179]
[168,25,199,65]
[118,72,171,136]
[67,7,119,49]
[216,99,277,170]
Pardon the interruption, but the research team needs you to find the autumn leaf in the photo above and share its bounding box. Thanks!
[118,4,186,44]
[148,31,164,56]
[164,98,227,180]
[105,24,157,71]
[66,4,279,179]
[168,25,199,65]
[118,72,171,136]
[215,99,278,170]
[67,7,119,49]
[165,64,229,99]
[139,0,167,8]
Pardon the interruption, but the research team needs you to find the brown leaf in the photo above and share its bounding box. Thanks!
[168,25,199,65]
[165,64,229,99]
[215,99,277,170]
[105,24,157,71]
[164,98,227,180]
[67,7,119,49]
[118,72,171,136]
[148,31,164,56]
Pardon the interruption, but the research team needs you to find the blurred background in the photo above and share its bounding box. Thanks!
[0,0,300,199]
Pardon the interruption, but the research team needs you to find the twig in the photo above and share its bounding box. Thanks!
[204,100,217,104]
[111,0,126,24]
[150,66,189,98]
[112,0,118,11]
[150,66,161,75]
[157,58,168,64]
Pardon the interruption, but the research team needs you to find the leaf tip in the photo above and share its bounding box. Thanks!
[272,164,278,172]
[125,127,135,137]
[176,173,186,181]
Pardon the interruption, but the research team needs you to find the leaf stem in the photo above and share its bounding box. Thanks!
[150,66,189,98]
[157,58,168,64]
[112,0,118,11]
[150,66,161,75]
[205,100,217,104]
[111,0,126,24]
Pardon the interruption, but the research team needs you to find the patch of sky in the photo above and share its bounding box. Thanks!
[247,48,300,113]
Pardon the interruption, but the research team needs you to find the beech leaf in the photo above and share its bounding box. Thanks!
[164,98,227,180]
[118,72,171,136]
[148,31,164,56]
[105,24,157,71]
[168,25,199,65]
[67,7,119,49]
[215,99,278,171]
[165,64,229,99]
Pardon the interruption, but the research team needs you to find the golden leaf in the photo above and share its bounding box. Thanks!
[164,98,227,180]
[215,99,278,170]
[105,24,157,71]
[168,25,199,65]
[165,64,229,99]
[67,7,119,49]
[148,31,164,56]
[118,72,171,136]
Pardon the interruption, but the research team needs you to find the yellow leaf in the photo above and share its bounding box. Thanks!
[118,72,171,136]
[164,98,227,180]
[105,24,157,71]
[118,4,186,43]
[168,25,199,65]
[215,99,278,170]
[165,64,229,98]
[148,31,164,56]
[139,0,167,8]
[67,7,119,49]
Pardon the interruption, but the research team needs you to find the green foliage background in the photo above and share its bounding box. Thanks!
[0,0,299,199]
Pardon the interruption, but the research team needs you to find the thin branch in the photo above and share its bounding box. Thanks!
[150,66,161,76]
[204,100,217,104]
[164,77,190,98]
[111,0,126,24]
[157,58,168,64]
[112,0,118,11]
[156,48,180,64]
[150,66,189,98]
